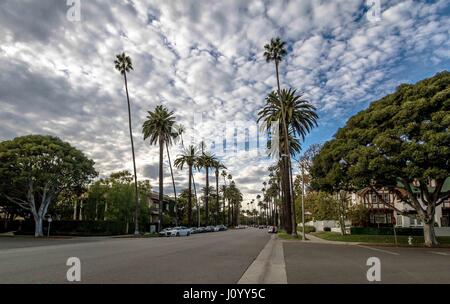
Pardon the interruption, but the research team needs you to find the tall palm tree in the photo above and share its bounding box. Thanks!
[212,160,226,224]
[196,152,217,226]
[264,37,296,235]
[174,145,199,227]
[142,105,176,232]
[221,170,228,224]
[258,88,318,235]
[114,52,140,235]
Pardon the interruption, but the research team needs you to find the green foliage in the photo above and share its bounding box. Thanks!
[298,225,316,233]
[350,227,424,236]
[84,172,151,226]
[347,203,370,226]
[296,191,337,223]
[311,71,450,192]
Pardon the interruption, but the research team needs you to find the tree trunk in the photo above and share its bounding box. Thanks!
[166,143,178,226]
[216,170,219,225]
[123,72,140,235]
[34,216,43,237]
[159,137,164,232]
[423,220,438,247]
[188,165,193,227]
[205,167,209,226]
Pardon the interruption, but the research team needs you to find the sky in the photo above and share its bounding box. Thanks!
[0,0,449,205]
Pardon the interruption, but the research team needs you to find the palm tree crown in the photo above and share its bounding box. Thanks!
[142,105,176,144]
[258,88,318,142]
[114,52,133,75]
[175,145,199,170]
[263,37,287,64]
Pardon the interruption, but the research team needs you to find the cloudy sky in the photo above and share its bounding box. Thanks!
[0,0,449,204]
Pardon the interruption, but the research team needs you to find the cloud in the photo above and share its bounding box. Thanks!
[0,0,449,205]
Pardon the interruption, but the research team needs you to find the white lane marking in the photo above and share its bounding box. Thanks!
[357,245,400,256]
[430,251,449,256]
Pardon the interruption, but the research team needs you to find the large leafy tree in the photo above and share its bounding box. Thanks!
[114,52,140,235]
[311,71,450,247]
[0,135,97,237]
[142,105,176,231]
[174,145,199,227]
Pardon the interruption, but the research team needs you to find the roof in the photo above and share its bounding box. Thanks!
[149,191,175,203]
[396,177,450,193]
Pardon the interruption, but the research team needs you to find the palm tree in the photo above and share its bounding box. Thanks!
[212,160,226,224]
[264,37,297,235]
[221,170,228,224]
[196,152,217,226]
[114,52,140,235]
[174,145,199,227]
[142,105,176,232]
[258,87,318,235]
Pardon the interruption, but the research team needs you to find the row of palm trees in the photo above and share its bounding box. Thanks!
[115,53,235,232]
[258,38,319,236]
[115,36,318,235]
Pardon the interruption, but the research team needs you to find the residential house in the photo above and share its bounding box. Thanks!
[351,178,450,228]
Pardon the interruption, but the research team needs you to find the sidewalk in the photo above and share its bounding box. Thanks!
[304,233,360,246]
[238,234,287,284]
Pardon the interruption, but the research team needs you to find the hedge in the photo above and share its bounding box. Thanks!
[350,227,424,236]
[14,220,135,236]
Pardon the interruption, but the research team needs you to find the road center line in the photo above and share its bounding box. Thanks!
[357,245,400,256]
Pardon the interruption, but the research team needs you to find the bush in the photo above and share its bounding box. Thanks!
[299,225,316,233]
[350,227,423,236]
[14,220,132,236]
[323,227,331,232]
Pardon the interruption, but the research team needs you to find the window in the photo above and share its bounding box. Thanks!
[397,215,403,227]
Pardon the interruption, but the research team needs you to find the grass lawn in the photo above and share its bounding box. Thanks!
[311,231,450,247]
[277,230,308,241]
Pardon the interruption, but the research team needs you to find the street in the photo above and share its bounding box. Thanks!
[1,229,449,284]
[0,229,270,284]
[283,241,450,284]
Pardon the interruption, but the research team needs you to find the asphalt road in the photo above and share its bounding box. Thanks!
[284,242,450,284]
[0,229,270,284]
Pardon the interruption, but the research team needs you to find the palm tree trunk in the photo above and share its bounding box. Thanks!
[205,167,209,226]
[166,142,178,226]
[289,158,298,236]
[188,165,193,227]
[216,170,219,225]
[124,72,140,235]
[192,173,199,227]
[158,137,164,232]
[275,62,295,236]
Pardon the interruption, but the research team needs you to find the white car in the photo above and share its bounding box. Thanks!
[167,226,191,237]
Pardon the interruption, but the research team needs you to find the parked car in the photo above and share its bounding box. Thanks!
[189,227,199,234]
[205,226,215,232]
[159,228,173,237]
[217,225,227,231]
[167,226,191,237]
[197,227,206,233]
[258,225,265,229]
[268,226,278,234]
